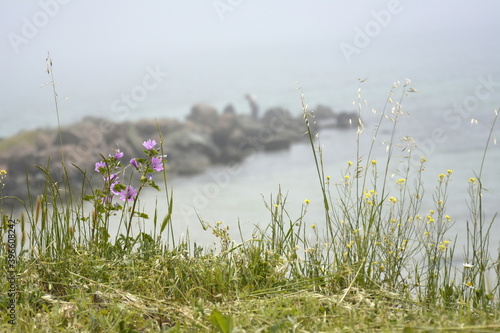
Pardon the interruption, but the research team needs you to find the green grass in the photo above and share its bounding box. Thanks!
[1,68,500,331]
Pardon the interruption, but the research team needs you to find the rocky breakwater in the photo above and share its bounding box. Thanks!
[0,104,357,200]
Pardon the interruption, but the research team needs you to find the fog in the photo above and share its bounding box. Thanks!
[1,1,500,136]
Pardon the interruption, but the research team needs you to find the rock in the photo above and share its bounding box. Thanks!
[53,130,82,146]
[337,111,358,128]
[187,104,219,127]
[314,104,336,120]
[0,102,355,201]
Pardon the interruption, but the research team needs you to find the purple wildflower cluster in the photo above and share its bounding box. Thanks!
[92,140,165,205]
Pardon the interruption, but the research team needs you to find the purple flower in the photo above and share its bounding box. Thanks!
[151,156,163,172]
[119,185,138,202]
[110,182,121,195]
[95,161,106,172]
[104,173,119,182]
[114,149,124,160]
[143,139,156,150]
[130,158,139,169]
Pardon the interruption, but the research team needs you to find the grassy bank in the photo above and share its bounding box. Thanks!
[2,72,500,331]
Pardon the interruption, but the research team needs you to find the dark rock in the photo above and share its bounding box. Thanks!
[337,111,358,128]
[0,102,354,201]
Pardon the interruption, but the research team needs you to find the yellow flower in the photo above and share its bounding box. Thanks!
[445,215,451,222]
[420,156,427,163]
[344,175,350,180]
[429,210,435,215]
[396,178,406,185]
[469,177,477,184]
[347,161,353,166]
[437,200,444,206]
[304,199,311,204]
[326,175,331,180]
[310,224,316,229]
[447,169,453,175]
[438,173,445,180]
[389,197,397,204]
[371,160,377,165]
[0,170,6,175]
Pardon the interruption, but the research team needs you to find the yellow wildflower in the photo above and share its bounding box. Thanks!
[347,161,353,166]
[447,169,453,175]
[469,177,477,184]
[396,178,406,185]
[371,160,377,165]
[304,199,311,204]
[310,224,316,229]
[389,197,397,204]
[344,175,350,180]
[445,215,451,222]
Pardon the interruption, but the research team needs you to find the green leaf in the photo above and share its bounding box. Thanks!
[83,195,94,201]
[209,309,233,333]
[160,191,174,234]
[134,211,149,219]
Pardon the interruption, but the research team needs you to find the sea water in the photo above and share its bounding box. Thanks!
[3,33,500,252]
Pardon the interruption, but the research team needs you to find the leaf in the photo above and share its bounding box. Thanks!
[134,211,149,219]
[83,195,94,201]
[160,190,174,234]
[209,309,233,333]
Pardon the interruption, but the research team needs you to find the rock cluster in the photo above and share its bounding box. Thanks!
[0,104,357,200]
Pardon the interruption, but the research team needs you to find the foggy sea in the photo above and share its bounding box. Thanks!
[129,38,500,253]
[4,32,500,253]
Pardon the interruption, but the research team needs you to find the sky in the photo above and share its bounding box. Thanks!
[1,0,500,136]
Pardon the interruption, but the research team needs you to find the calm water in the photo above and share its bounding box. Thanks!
[4,34,500,253]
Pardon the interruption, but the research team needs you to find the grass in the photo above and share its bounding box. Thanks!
[1,61,500,331]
